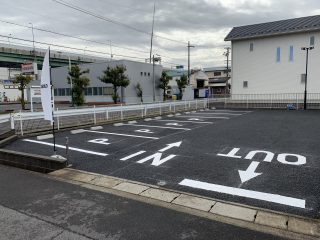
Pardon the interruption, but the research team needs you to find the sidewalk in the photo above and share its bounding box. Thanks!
[0,165,288,240]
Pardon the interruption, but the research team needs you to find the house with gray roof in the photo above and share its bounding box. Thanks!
[225,15,320,96]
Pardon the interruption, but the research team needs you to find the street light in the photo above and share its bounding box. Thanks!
[301,46,314,110]
[152,54,161,102]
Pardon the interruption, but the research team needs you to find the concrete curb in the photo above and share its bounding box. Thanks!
[49,168,320,240]
[0,149,67,173]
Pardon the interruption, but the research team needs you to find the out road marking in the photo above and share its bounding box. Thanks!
[23,139,108,156]
[179,179,306,209]
[123,123,191,130]
[83,130,159,139]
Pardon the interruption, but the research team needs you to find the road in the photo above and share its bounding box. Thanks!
[5,109,320,218]
[0,165,286,240]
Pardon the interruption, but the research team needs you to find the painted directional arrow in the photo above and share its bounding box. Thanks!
[238,161,262,183]
[159,141,182,152]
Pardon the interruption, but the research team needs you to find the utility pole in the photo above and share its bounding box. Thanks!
[187,41,195,85]
[223,47,231,95]
[109,40,113,60]
[29,23,36,62]
[150,3,156,63]
[152,54,161,102]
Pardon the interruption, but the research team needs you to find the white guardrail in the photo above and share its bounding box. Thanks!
[7,99,209,136]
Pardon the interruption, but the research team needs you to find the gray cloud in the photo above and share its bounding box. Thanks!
[1,0,320,68]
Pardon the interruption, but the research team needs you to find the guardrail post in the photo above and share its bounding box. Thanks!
[106,108,109,121]
[189,101,191,110]
[196,99,198,110]
[121,104,123,120]
[174,102,176,113]
[159,102,162,115]
[144,105,147,116]
[19,110,23,136]
[296,93,299,110]
[93,105,97,125]
[169,103,172,112]
[57,108,60,130]
[10,113,14,130]
[184,100,187,110]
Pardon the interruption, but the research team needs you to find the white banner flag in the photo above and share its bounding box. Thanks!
[40,48,53,122]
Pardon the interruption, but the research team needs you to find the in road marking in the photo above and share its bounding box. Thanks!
[84,130,159,139]
[120,151,146,161]
[123,124,191,130]
[176,116,230,119]
[179,179,306,209]
[155,120,213,124]
[23,139,108,156]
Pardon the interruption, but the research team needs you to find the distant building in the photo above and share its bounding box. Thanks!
[39,60,163,104]
[204,67,231,96]
[165,68,188,98]
[225,15,320,95]
[189,70,209,98]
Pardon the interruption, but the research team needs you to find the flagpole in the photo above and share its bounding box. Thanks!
[49,47,56,155]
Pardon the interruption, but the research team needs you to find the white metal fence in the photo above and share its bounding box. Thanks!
[6,99,208,136]
[208,93,320,110]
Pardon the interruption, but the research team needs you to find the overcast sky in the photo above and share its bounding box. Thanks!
[1,0,320,69]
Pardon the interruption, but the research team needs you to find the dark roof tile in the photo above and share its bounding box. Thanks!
[225,15,320,41]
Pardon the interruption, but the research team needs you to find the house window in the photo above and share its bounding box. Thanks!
[144,72,147,76]
[214,72,222,76]
[54,89,58,96]
[66,88,71,96]
[250,43,254,52]
[276,47,281,62]
[243,81,248,88]
[289,46,294,62]
[87,87,92,96]
[301,74,306,84]
[97,87,102,95]
[148,72,150,76]
[310,36,315,46]
[103,87,113,95]
[140,72,143,76]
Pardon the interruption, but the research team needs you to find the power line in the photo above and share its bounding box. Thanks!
[52,0,187,45]
[0,19,150,55]
[0,34,146,61]
[0,35,185,67]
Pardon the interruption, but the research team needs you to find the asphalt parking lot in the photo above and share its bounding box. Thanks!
[5,109,320,218]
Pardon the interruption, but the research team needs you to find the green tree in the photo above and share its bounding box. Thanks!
[99,65,130,104]
[159,71,172,101]
[135,82,143,103]
[13,74,33,110]
[67,65,90,106]
[176,74,188,100]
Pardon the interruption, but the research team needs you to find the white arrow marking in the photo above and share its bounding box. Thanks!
[238,161,262,183]
[158,141,182,152]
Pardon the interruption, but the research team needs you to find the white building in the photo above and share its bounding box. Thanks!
[203,67,231,96]
[225,15,320,96]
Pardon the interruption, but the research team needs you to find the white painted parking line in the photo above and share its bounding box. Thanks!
[120,151,146,161]
[23,139,108,156]
[179,179,306,209]
[155,120,213,124]
[210,110,252,113]
[189,112,242,116]
[122,124,191,130]
[83,130,159,139]
[176,116,230,119]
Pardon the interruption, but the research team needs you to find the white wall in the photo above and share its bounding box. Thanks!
[231,32,320,95]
